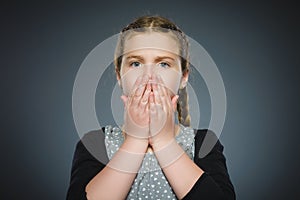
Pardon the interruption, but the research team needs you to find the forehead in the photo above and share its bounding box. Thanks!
[123,32,180,56]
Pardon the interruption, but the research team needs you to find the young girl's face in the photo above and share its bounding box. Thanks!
[118,32,187,98]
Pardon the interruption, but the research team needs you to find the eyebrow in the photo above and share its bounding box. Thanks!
[155,56,176,62]
[124,55,176,62]
[124,55,144,62]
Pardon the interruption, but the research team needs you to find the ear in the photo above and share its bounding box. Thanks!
[179,72,189,89]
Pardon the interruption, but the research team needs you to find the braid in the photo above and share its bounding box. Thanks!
[177,86,191,127]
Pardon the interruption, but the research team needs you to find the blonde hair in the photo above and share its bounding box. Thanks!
[114,15,191,126]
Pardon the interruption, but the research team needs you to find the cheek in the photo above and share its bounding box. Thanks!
[121,68,144,96]
[158,69,181,96]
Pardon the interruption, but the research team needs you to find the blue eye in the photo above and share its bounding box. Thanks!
[158,62,170,68]
[130,61,142,68]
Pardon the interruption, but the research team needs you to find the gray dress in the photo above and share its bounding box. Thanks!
[104,124,195,200]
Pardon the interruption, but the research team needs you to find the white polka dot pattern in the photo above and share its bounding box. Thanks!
[104,124,195,199]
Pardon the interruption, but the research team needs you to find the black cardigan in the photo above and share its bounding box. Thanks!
[66,127,236,200]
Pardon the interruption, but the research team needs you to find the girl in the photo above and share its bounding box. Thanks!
[67,15,235,200]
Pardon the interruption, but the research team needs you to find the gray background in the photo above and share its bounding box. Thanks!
[1,0,299,199]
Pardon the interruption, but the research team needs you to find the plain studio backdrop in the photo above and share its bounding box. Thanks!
[1,1,299,199]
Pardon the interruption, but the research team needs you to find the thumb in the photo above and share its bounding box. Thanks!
[171,95,179,111]
[120,95,128,108]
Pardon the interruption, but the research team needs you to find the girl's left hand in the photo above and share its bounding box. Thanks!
[148,74,179,150]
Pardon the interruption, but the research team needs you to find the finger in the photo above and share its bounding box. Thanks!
[152,75,166,114]
[145,100,149,116]
[127,76,143,106]
[157,75,171,112]
[130,75,143,95]
[120,95,128,109]
[149,93,157,137]
[150,83,167,137]
[151,75,159,104]
[161,80,173,111]
[132,84,145,106]
[156,81,167,113]
[151,74,162,105]
[132,75,149,106]
[149,93,156,114]
[152,77,166,130]
[171,95,179,111]
[139,82,151,111]
[153,84,163,106]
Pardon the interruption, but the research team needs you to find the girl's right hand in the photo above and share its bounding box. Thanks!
[120,75,151,142]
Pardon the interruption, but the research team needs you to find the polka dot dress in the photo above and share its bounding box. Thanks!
[105,124,195,200]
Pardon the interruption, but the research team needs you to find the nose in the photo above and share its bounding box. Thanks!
[143,63,155,80]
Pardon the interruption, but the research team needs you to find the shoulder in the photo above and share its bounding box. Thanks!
[75,127,109,164]
[193,129,224,159]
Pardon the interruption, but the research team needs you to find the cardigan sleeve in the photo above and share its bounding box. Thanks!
[66,128,108,200]
[182,129,236,200]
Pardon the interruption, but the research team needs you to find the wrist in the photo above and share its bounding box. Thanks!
[107,147,146,173]
[122,134,148,153]
[149,127,178,151]
[150,137,174,151]
[153,139,185,168]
